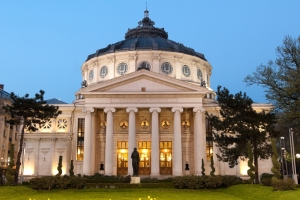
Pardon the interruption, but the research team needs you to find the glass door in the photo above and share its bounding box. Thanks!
[160,141,172,175]
[138,141,151,175]
[117,141,128,175]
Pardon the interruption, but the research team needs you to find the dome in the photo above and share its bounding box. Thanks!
[86,10,206,61]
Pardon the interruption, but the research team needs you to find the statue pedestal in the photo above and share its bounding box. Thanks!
[130,177,140,184]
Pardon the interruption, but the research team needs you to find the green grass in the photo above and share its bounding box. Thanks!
[0,185,300,200]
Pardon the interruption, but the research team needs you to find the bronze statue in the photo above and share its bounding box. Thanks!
[131,147,140,176]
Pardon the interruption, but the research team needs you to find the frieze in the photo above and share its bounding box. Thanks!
[111,98,177,103]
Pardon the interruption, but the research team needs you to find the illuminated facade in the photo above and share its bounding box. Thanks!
[1,10,273,178]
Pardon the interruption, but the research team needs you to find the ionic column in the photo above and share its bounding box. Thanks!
[193,107,205,175]
[149,107,161,176]
[126,107,138,175]
[104,107,116,175]
[82,107,94,175]
[171,107,183,176]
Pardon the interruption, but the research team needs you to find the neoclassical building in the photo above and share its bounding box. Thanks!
[1,10,273,178]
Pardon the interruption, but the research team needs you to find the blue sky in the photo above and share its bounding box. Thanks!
[0,1,299,103]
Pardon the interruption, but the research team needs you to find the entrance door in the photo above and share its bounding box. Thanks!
[160,141,172,175]
[138,141,151,175]
[117,141,128,175]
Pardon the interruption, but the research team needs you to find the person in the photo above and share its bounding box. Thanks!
[131,147,140,176]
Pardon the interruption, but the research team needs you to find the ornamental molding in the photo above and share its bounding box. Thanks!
[56,148,65,155]
[41,148,50,154]
[107,56,115,63]
[128,55,137,61]
[174,56,182,63]
[82,107,94,113]
[82,64,88,70]
[92,60,99,67]
[25,148,34,154]
[151,55,160,61]
[112,97,177,104]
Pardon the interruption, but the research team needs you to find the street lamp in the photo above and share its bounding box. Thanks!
[280,137,288,177]
[289,128,298,184]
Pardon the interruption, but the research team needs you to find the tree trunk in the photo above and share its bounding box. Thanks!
[254,154,259,184]
[14,124,25,185]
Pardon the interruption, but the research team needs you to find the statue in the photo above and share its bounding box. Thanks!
[200,78,206,87]
[81,80,87,88]
[131,147,140,176]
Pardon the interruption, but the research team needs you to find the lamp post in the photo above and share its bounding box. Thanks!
[289,128,298,184]
[280,137,288,178]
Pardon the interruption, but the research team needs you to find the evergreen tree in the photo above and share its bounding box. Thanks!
[57,155,63,176]
[3,90,61,184]
[69,160,74,176]
[6,143,15,185]
[210,156,215,176]
[206,86,278,184]
[201,159,205,176]
[247,142,255,183]
[271,139,281,179]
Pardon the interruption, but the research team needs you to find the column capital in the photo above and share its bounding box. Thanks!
[126,107,138,113]
[149,107,161,113]
[82,107,94,113]
[193,107,205,113]
[171,107,183,113]
[104,107,116,113]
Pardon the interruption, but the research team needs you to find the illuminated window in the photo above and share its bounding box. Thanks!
[77,118,85,161]
[138,141,151,175]
[206,118,213,161]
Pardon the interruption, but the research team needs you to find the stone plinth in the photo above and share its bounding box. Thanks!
[130,177,140,184]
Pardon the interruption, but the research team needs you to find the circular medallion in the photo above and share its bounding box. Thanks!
[141,120,149,129]
[117,63,128,75]
[119,120,128,129]
[161,120,170,129]
[161,62,173,75]
[100,66,108,78]
[182,65,190,77]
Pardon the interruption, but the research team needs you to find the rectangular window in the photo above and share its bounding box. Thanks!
[77,118,85,161]
[138,141,151,175]
[206,118,213,161]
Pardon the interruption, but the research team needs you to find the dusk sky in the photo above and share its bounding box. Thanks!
[1,1,299,103]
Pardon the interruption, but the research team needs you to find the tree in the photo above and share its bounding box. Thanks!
[210,156,215,176]
[247,142,255,183]
[3,90,61,185]
[56,155,63,176]
[69,160,74,176]
[201,159,205,176]
[244,35,300,131]
[271,139,281,179]
[206,86,278,184]
[6,143,15,185]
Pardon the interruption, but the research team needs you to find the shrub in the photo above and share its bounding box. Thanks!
[29,175,86,190]
[204,175,222,189]
[221,175,242,188]
[260,173,274,186]
[141,177,159,183]
[84,174,131,183]
[271,177,296,191]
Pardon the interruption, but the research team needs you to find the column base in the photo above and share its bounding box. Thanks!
[130,177,141,184]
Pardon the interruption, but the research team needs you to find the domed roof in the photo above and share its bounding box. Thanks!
[86,10,206,61]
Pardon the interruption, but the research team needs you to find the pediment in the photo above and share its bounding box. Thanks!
[81,70,208,93]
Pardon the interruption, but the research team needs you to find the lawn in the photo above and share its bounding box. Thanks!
[1,185,300,200]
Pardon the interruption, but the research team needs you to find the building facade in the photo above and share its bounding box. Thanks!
[1,10,273,179]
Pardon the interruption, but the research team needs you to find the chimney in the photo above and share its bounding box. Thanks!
[0,84,3,90]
